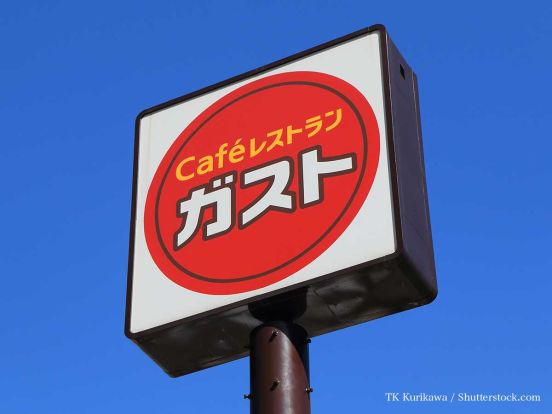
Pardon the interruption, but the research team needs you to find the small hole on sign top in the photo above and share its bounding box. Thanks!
[399,64,405,79]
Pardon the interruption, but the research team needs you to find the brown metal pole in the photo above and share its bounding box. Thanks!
[249,321,311,414]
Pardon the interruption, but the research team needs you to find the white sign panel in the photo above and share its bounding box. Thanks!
[129,31,395,334]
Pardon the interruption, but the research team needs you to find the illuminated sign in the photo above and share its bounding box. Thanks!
[126,25,437,377]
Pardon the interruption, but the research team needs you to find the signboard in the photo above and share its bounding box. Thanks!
[126,25,437,377]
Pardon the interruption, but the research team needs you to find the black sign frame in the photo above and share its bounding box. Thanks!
[125,24,437,377]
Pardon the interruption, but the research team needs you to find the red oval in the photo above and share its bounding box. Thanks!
[144,71,380,294]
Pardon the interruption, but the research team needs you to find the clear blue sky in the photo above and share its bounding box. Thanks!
[1,1,550,413]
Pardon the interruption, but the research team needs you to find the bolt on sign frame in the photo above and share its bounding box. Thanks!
[125,24,437,377]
